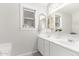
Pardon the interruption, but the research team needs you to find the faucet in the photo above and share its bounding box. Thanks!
[68,32,77,42]
[68,38,74,42]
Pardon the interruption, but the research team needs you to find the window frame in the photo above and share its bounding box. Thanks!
[19,4,36,31]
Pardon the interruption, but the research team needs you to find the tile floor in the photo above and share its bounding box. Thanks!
[32,51,42,56]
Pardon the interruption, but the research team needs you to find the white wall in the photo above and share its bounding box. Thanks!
[0,3,47,55]
[72,12,79,34]
[62,13,72,33]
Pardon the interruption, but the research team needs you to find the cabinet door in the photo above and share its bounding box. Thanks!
[50,42,77,56]
[38,38,45,55]
[44,40,50,56]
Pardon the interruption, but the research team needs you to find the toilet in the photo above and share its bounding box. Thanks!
[0,43,12,56]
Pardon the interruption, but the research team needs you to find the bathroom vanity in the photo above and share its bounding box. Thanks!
[37,3,79,56]
[38,33,79,56]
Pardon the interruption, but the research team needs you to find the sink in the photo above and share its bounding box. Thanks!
[42,32,52,38]
[58,36,79,48]
[45,34,51,38]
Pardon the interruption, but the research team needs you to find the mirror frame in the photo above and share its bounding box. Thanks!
[38,13,46,33]
[55,13,62,32]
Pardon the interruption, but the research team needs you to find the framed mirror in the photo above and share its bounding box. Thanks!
[55,14,62,32]
[47,13,55,33]
[46,13,62,32]
[38,13,46,33]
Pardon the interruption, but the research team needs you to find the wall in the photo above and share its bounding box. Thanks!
[72,12,79,34]
[61,13,72,33]
[0,3,47,55]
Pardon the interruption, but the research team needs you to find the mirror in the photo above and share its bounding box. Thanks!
[55,14,62,32]
[47,13,62,32]
[55,3,79,34]
[47,14,55,33]
[38,13,46,33]
[38,13,62,33]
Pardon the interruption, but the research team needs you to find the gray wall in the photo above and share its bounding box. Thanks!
[72,11,79,34]
[61,13,72,33]
[0,3,47,55]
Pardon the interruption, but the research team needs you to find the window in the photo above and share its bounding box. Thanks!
[20,4,36,30]
[23,7,35,28]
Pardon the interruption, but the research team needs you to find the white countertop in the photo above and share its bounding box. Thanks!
[38,33,79,53]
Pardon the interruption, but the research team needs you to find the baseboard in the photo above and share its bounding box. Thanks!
[17,50,38,56]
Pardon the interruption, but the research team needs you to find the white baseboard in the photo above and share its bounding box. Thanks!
[17,50,38,56]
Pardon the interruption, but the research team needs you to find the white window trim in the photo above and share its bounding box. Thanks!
[19,4,36,31]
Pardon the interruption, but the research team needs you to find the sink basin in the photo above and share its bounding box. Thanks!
[59,40,74,46]
[45,34,51,38]
[41,32,52,38]
[58,37,79,47]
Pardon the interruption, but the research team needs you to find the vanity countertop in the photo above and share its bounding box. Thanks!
[38,33,79,53]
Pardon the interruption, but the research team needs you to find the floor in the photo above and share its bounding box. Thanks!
[32,51,42,56]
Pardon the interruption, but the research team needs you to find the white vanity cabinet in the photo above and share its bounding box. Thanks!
[44,40,50,56]
[38,38,45,55]
[38,38,50,56]
[50,42,78,56]
[38,36,79,56]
